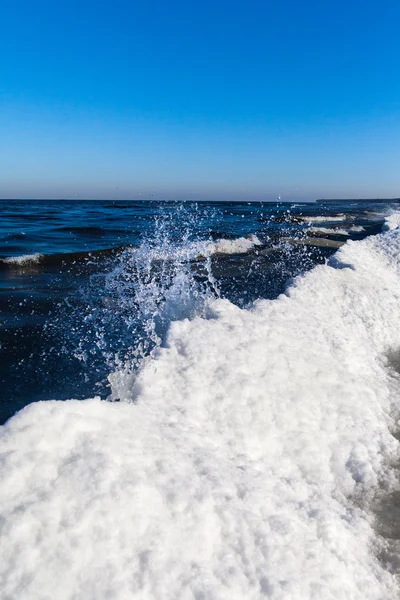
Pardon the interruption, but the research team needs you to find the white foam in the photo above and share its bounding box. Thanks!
[204,234,262,256]
[308,226,349,236]
[307,225,365,237]
[302,214,347,223]
[127,235,262,262]
[1,253,44,266]
[2,215,400,599]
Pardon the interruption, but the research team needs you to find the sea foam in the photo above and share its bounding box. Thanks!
[308,226,349,236]
[1,214,400,599]
[204,234,261,255]
[1,252,44,266]
[301,214,347,223]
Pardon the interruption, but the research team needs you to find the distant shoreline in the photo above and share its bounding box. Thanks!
[0,197,399,204]
[316,198,400,203]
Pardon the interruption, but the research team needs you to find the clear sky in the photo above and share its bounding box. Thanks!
[1,0,399,201]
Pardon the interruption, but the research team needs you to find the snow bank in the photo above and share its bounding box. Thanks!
[384,210,400,231]
[2,218,400,599]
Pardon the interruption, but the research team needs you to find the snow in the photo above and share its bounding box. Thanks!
[1,216,400,599]
[384,210,400,231]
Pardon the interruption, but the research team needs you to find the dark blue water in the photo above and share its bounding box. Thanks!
[0,199,393,424]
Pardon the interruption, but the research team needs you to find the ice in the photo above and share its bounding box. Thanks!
[384,210,400,231]
[1,215,400,599]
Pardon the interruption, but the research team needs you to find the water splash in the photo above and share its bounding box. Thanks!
[64,204,220,394]
[49,204,326,400]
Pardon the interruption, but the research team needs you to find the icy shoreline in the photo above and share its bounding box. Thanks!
[1,214,400,599]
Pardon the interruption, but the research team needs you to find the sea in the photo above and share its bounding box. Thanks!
[0,198,388,424]
[1,198,400,599]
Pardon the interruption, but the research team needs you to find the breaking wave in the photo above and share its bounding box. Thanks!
[301,213,348,223]
[1,253,44,266]
[308,226,350,236]
[0,235,263,272]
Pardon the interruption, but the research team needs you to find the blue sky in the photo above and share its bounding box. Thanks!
[1,0,399,201]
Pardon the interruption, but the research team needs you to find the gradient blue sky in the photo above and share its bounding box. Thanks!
[1,0,399,201]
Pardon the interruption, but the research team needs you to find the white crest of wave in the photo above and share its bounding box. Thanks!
[2,253,44,265]
[204,234,262,255]
[308,226,349,236]
[302,214,347,223]
[1,214,400,599]
[127,234,262,262]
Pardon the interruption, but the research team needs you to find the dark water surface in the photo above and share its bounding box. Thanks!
[0,199,393,424]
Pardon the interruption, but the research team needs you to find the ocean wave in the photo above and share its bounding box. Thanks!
[301,214,348,223]
[0,247,124,270]
[0,235,263,272]
[202,234,262,256]
[54,226,106,235]
[306,225,365,238]
[148,234,263,259]
[1,212,400,598]
[290,236,345,248]
[308,226,350,236]
[1,253,44,266]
